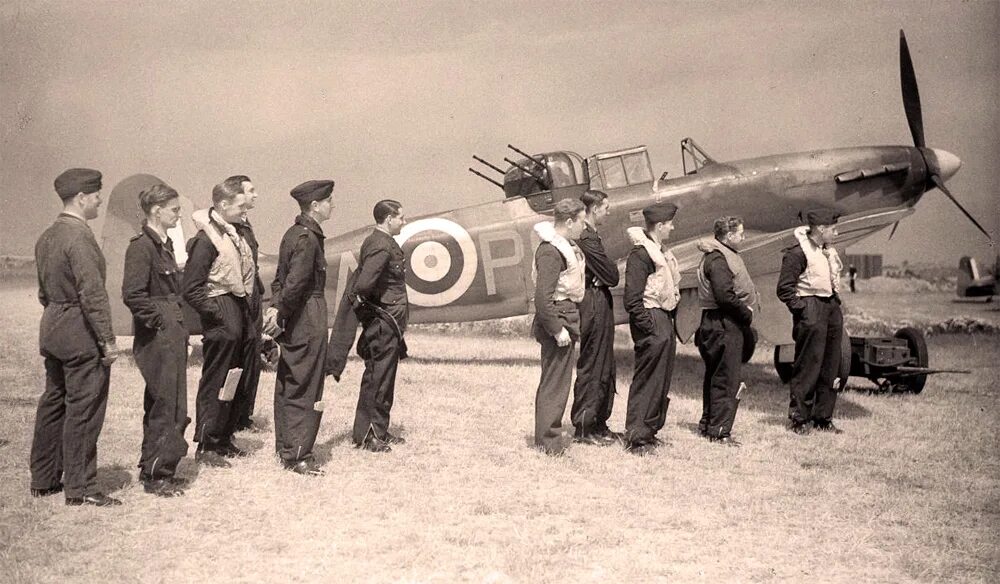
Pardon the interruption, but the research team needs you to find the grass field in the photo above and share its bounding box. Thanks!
[1,281,998,583]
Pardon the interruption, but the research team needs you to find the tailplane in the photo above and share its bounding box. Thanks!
[956,255,996,299]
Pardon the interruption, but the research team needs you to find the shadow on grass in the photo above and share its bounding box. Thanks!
[0,396,37,408]
[407,355,539,367]
[96,464,134,494]
[313,430,354,464]
[611,347,873,421]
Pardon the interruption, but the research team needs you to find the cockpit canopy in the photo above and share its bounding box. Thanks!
[503,151,588,199]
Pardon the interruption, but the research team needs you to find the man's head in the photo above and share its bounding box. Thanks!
[713,215,745,249]
[373,199,405,235]
[222,175,256,211]
[553,198,586,241]
[580,190,610,226]
[211,180,248,224]
[54,168,103,220]
[138,183,182,229]
[804,209,839,246]
[643,201,678,243]
[290,180,335,223]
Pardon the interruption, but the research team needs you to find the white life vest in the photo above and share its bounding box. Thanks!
[192,208,256,298]
[792,226,842,297]
[626,226,680,310]
[534,222,585,303]
[696,238,759,310]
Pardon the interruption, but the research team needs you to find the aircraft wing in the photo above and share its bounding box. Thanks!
[613,207,915,345]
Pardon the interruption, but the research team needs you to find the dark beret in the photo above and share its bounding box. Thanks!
[804,208,840,226]
[643,201,678,224]
[290,180,335,204]
[54,168,102,200]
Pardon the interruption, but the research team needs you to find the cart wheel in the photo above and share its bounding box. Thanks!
[894,326,929,394]
[773,346,793,383]
[837,329,851,392]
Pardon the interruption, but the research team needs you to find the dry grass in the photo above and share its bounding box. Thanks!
[1,283,998,583]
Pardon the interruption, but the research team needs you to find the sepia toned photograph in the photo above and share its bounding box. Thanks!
[1,1,998,582]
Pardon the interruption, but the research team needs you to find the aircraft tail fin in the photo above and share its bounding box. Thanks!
[101,174,196,335]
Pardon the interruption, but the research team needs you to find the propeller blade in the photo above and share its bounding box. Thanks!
[899,30,925,148]
[930,174,993,242]
[888,222,899,240]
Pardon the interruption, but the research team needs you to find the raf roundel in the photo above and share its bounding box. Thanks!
[395,218,477,307]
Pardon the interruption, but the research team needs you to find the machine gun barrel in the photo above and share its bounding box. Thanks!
[472,155,507,176]
[504,157,545,181]
[507,144,546,170]
[468,167,504,189]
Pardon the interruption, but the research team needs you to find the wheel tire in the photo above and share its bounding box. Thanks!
[837,329,851,392]
[774,346,794,383]
[894,326,929,394]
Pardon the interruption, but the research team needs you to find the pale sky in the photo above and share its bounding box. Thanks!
[2,0,997,265]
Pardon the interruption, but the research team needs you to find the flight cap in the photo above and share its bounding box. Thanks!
[643,201,678,224]
[54,168,102,200]
[804,208,840,227]
[290,180,335,204]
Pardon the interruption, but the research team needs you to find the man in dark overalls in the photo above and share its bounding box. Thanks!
[622,202,680,455]
[183,183,255,467]
[695,216,757,447]
[351,200,409,453]
[226,175,265,433]
[31,168,122,507]
[776,209,845,435]
[532,199,587,456]
[264,180,335,475]
[122,183,190,496]
[571,190,620,445]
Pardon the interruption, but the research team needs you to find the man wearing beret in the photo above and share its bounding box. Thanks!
[224,176,266,434]
[776,209,845,435]
[695,216,758,447]
[622,201,680,455]
[183,181,255,467]
[349,200,409,453]
[262,180,335,475]
[31,168,122,506]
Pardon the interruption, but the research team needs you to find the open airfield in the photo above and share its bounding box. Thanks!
[0,278,998,583]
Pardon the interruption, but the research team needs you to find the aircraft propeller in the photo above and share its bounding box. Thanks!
[897,30,993,243]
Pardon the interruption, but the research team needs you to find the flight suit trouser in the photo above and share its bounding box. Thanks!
[194,294,250,451]
[352,318,402,445]
[134,313,190,480]
[274,296,327,463]
[696,310,744,439]
[30,352,110,499]
[535,335,577,453]
[236,294,262,427]
[571,286,617,436]
[625,308,676,445]
[788,296,843,425]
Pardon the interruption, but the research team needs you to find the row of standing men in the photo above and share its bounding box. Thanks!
[29,168,846,505]
[30,169,409,505]
[530,195,846,455]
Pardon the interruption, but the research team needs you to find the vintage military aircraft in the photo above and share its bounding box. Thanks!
[101,31,991,385]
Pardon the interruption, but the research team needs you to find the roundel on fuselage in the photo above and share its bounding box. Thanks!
[396,218,477,307]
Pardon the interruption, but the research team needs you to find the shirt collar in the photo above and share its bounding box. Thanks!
[295,214,325,238]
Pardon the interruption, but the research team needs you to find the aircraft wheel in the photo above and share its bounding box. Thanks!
[894,326,929,394]
[837,329,851,392]
[773,346,793,383]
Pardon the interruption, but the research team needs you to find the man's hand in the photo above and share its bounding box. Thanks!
[262,307,282,338]
[555,328,571,347]
[100,340,120,367]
